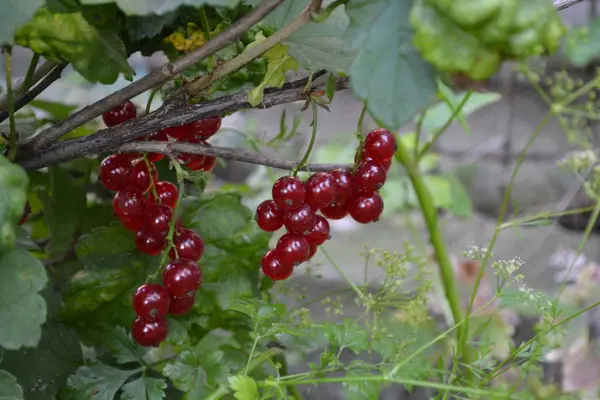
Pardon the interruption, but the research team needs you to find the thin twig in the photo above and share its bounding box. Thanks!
[17,75,349,170]
[554,0,586,11]
[0,59,56,111]
[22,0,285,152]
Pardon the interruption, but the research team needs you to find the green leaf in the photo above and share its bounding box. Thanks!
[0,250,47,350]
[65,362,138,400]
[565,18,600,67]
[121,376,167,400]
[325,73,337,102]
[323,319,369,354]
[228,375,258,400]
[29,100,78,120]
[423,175,452,208]
[104,326,147,365]
[15,8,134,84]
[344,0,436,130]
[81,0,239,16]
[445,173,473,219]
[0,156,29,253]
[0,370,23,400]
[0,1,44,45]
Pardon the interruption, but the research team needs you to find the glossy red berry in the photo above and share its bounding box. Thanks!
[193,116,222,139]
[18,201,31,226]
[99,154,134,191]
[347,192,384,224]
[321,202,348,220]
[328,168,353,203]
[305,215,330,245]
[103,101,137,127]
[168,294,195,315]
[188,155,217,171]
[137,131,169,162]
[120,214,145,232]
[306,242,318,261]
[305,172,337,210]
[169,229,204,261]
[361,152,392,172]
[132,284,170,321]
[162,259,202,297]
[129,160,158,192]
[135,230,166,256]
[255,200,283,232]
[113,189,147,220]
[145,204,173,238]
[162,124,195,140]
[150,181,179,209]
[364,128,396,161]
[353,160,387,194]
[272,176,306,211]
[261,250,293,281]
[276,233,310,265]
[283,203,317,234]
[131,316,168,347]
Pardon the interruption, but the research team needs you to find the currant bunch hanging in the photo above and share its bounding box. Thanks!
[255,128,397,282]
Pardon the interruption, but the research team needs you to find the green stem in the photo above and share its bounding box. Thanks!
[4,48,17,161]
[21,53,39,94]
[321,246,363,300]
[395,139,474,374]
[199,6,213,72]
[413,106,428,159]
[145,87,161,115]
[273,348,303,400]
[356,101,368,142]
[292,100,318,176]
[143,156,159,201]
[244,334,261,375]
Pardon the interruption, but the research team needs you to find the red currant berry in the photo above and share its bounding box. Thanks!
[162,124,195,140]
[305,172,338,210]
[119,214,145,232]
[135,230,166,256]
[276,233,310,265]
[99,154,134,191]
[321,202,348,220]
[361,152,392,172]
[364,128,396,161]
[131,316,168,347]
[113,189,147,220]
[162,259,202,297]
[132,284,170,320]
[347,192,384,224]
[261,250,293,281]
[188,155,217,171]
[137,131,169,162]
[306,242,318,261]
[168,294,195,315]
[150,181,179,209]
[145,203,173,238]
[272,176,306,211]
[328,168,353,203]
[255,200,283,232]
[129,160,158,192]
[18,201,31,226]
[169,229,204,261]
[103,101,137,127]
[283,203,317,234]
[193,116,222,139]
[305,215,330,245]
[353,160,387,194]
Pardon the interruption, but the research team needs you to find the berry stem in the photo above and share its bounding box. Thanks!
[143,156,160,202]
[3,47,17,162]
[355,101,368,143]
[145,87,161,115]
[292,100,318,177]
[21,53,39,94]
[413,106,428,159]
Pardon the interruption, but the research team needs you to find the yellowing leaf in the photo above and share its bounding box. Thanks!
[228,375,258,400]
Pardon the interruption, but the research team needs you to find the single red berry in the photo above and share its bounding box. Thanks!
[305,172,338,210]
[132,284,170,321]
[361,152,392,172]
[261,250,294,281]
[364,128,397,160]
[272,176,306,211]
[131,316,168,347]
[169,229,204,261]
[321,202,348,220]
[103,101,137,127]
[135,230,166,256]
[99,154,134,191]
[113,189,147,220]
[305,215,330,246]
[145,203,173,238]
[188,155,217,171]
[255,200,283,232]
[306,242,318,261]
[275,233,310,265]
[119,213,145,232]
[137,131,169,162]
[150,181,179,209]
[328,168,353,203]
[129,160,158,192]
[347,192,384,224]
[193,116,222,139]
[168,294,195,315]
[162,124,195,140]
[162,259,202,297]
[353,160,387,194]
[18,201,31,226]
[283,203,317,234]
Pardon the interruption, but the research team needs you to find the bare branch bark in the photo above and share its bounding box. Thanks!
[17,74,349,170]
[22,0,285,153]
[0,59,56,111]
[554,0,586,10]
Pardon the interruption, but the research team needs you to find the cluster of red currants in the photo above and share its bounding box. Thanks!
[255,128,396,281]
[98,101,218,347]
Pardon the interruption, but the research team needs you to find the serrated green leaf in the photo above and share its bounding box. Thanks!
[0,1,44,45]
[0,370,23,400]
[228,375,258,400]
[0,250,47,350]
[344,0,436,130]
[66,362,138,400]
[104,326,147,365]
[324,319,369,354]
[81,0,239,16]
[15,8,134,84]
[121,376,167,400]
